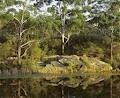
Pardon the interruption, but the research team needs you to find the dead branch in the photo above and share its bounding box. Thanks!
[65,34,70,45]
[20,40,35,48]
[21,44,32,57]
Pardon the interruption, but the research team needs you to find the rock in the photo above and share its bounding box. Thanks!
[51,61,64,67]
[46,64,53,67]
[59,55,80,66]
[80,55,112,72]
[42,55,112,73]
[19,67,32,74]
[10,68,18,75]
[91,58,112,71]
[0,70,1,75]
[38,62,46,66]
[2,69,11,76]
[41,64,68,74]
[19,68,26,74]
[43,55,60,63]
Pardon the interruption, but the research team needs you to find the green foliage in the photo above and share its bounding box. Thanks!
[0,0,120,72]
[47,49,56,55]
[0,13,13,28]
[83,43,104,59]
[67,14,86,33]
[39,65,68,74]
[22,43,46,66]
[4,0,16,6]
[109,42,120,68]
[80,55,112,72]
[81,55,92,67]
[0,37,16,64]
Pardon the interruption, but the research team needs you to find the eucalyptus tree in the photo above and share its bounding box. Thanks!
[34,0,113,55]
[108,0,120,65]
[14,11,37,65]
[86,0,120,65]
[0,0,39,65]
[34,0,85,54]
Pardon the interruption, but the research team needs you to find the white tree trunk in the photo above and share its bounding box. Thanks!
[62,33,65,54]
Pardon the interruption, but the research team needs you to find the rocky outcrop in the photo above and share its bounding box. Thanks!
[58,55,80,66]
[0,67,33,76]
[0,55,113,76]
[41,55,112,73]
[50,61,64,67]
[80,55,112,72]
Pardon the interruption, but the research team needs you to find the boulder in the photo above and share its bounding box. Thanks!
[51,61,64,67]
[0,70,1,75]
[43,55,60,63]
[2,69,11,76]
[42,55,112,73]
[59,55,80,67]
[46,64,53,67]
[80,55,112,72]
[10,68,18,75]
[19,68,31,74]
[91,58,112,71]
[40,65,68,74]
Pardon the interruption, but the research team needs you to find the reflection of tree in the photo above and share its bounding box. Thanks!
[111,75,120,98]
[21,78,48,98]
[42,74,111,98]
[0,79,28,98]
[18,80,28,98]
[110,76,112,98]
[80,74,111,89]
[1,74,120,98]
[43,74,110,89]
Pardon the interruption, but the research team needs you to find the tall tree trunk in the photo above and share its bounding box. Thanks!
[62,33,65,55]
[58,1,69,55]
[110,40,113,64]
[61,12,65,55]
[17,30,21,65]
[18,46,21,65]
[17,23,22,65]
[110,26,114,65]
[17,9,24,65]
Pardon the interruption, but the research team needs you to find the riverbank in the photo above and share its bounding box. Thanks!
[0,55,114,76]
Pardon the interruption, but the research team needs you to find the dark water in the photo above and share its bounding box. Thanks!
[0,73,119,98]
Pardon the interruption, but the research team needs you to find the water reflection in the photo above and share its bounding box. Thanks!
[0,74,120,98]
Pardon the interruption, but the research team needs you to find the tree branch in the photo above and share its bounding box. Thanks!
[13,17,21,25]
[55,28,62,35]
[20,26,35,37]
[65,12,72,16]
[65,34,70,45]
[22,17,31,24]
[23,19,28,24]
[20,29,27,37]
[20,40,35,48]
[21,87,28,97]
[21,44,32,57]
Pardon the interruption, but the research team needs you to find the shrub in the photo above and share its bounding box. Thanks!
[21,42,46,66]
[83,43,104,59]
[0,39,15,65]
[112,42,120,68]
